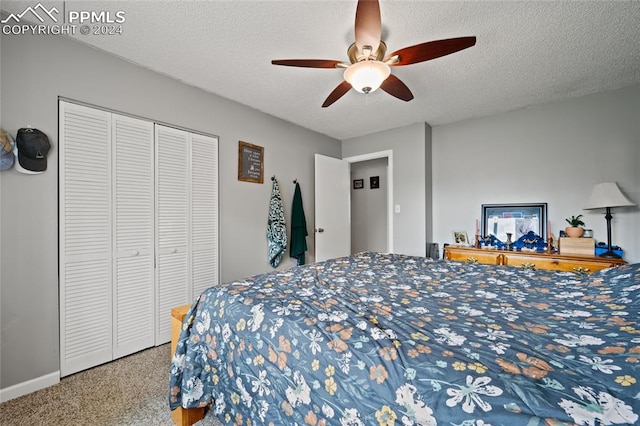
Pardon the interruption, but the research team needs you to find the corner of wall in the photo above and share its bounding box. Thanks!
[424,122,433,247]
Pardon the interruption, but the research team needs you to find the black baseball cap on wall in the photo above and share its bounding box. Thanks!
[16,128,51,172]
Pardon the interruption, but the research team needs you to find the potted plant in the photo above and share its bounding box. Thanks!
[565,214,585,238]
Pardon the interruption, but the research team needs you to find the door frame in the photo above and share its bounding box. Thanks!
[344,150,393,253]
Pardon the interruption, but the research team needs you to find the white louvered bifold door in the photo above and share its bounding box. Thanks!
[112,114,155,358]
[61,102,219,370]
[191,133,219,298]
[155,125,190,343]
[59,102,113,377]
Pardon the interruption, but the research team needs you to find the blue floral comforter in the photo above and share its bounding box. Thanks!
[169,252,640,425]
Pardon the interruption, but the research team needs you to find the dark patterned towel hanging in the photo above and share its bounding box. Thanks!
[267,177,287,267]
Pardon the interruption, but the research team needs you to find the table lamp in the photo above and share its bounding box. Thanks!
[583,182,636,258]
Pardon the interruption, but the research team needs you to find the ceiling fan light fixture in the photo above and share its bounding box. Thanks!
[343,60,391,94]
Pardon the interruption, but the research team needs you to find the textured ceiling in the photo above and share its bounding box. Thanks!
[3,1,640,140]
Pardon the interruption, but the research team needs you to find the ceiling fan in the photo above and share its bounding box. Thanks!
[271,0,476,107]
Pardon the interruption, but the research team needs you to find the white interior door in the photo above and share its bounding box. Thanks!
[59,101,113,377]
[155,125,190,344]
[112,114,155,358]
[190,133,220,298]
[314,154,350,262]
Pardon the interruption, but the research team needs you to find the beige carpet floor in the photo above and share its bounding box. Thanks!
[0,344,222,426]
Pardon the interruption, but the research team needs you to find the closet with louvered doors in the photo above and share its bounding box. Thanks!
[59,101,219,377]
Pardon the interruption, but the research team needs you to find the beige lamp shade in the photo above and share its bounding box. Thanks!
[583,182,636,210]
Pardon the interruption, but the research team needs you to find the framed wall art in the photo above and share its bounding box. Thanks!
[353,179,364,189]
[481,203,547,242]
[238,141,264,183]
[370,176,379,189]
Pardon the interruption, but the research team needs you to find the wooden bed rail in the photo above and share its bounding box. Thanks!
[171,304,206,426]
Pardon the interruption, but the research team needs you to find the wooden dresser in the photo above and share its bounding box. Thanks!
[443,246,625,274]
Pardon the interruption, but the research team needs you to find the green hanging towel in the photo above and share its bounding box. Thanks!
[290,182,308,265]
[267,178,287,268]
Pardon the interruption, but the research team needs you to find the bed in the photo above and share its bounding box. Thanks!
[169,252,640,425]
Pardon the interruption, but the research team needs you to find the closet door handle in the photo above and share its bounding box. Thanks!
[316,228,324,233]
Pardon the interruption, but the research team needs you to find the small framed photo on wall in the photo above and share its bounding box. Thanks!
[353,179,364,189]
[370,176,380,189]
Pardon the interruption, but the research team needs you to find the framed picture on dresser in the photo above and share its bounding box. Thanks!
[481,202,547,242]
[452,231,469,245]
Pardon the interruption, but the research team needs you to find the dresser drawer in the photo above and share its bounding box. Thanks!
[503,253,567,271]
[445,247,502,265]
[503,253,621,273]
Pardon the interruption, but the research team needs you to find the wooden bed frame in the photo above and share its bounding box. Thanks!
[170,304,206,426]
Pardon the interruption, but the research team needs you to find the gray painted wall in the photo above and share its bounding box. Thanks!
[342,122,429,257]
[433,85,640,263]
[350,158,388,253]
[1,31,339,391]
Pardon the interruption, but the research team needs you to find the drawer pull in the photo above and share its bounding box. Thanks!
[521,262,536,270]
[573,266,590,275]
[466,257,479,264]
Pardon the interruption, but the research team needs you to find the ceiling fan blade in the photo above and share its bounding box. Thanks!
[271,59,343,69]
[322,81,352,107]
[386,36,476,66]
[355,0,381,55]
[380,74,414,102]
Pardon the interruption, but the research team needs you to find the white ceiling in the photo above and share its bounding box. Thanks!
[4,1,640,140]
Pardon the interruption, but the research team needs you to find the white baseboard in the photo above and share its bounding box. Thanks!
[0,371,60,403]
